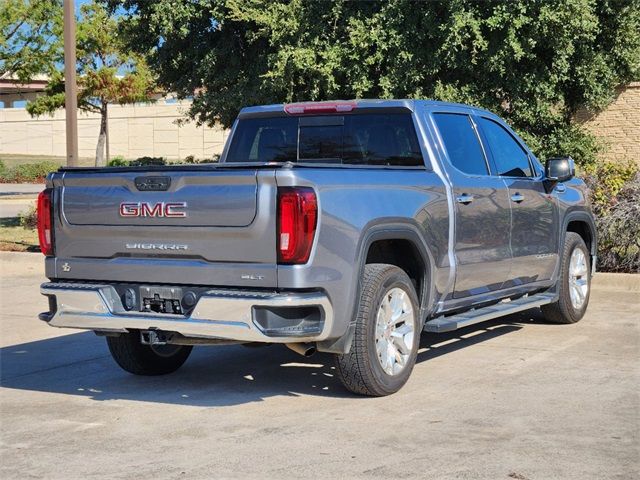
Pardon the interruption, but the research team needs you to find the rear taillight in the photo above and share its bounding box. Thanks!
[277,187,317,264]
[284,101,357,115]
[37,189,54,256]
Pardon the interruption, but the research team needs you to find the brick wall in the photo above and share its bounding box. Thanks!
[576,82,640,165]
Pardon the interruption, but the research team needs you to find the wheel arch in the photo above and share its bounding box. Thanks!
[317,220,435,354]
[562,210,597,260]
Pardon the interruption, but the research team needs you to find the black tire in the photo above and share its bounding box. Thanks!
[106,331,193,375]
[334,264,420,396]
[541,232,591,324]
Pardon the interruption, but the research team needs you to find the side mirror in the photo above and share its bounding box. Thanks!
[544,157,575,192]
[545,157,575,182]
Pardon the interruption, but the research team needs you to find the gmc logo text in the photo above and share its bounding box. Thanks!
[119,202,187,218]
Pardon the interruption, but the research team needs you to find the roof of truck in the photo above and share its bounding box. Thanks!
[239,99,497,118]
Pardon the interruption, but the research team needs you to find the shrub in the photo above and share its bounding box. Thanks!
[0,161,61,183]
[19,206,38,229]
[129,156,166,166]
[582,160,638,212]
[14,161,61,182]
[107,155,128,167]
[104,156,167,167]
[583,161,639,273]
[104,155,219,167]
[174,155,218,164]
[594,174,640,273]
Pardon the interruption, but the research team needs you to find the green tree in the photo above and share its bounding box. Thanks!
[112,0,639,167]
[0,0,63,82]
[22,1,155,166]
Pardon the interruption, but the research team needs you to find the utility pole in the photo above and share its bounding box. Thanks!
[105,103,110,163]
[63,0,79,167]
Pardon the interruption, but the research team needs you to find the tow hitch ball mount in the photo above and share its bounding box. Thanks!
[140,330,169,346]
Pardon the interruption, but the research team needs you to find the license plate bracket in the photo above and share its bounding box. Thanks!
[140,286,183,314]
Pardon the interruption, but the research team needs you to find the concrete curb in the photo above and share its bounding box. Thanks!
[592,272,640,292]
[1,251,638,291]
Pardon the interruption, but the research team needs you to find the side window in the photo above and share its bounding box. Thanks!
[432,113,488,176]
[479,117,533,177]
[342,114,424,166]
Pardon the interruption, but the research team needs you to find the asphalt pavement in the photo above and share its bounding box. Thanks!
[0,252,638,479]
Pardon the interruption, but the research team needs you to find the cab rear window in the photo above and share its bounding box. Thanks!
[226,113,424,166]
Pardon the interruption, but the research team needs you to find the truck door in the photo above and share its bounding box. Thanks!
[431,112,512,298]
[475,116,559,285]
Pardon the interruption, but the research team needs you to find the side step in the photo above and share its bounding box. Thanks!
[424,292,557,333]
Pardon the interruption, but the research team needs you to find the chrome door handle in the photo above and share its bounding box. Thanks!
[511,193,525,203]
[456,194,474,205]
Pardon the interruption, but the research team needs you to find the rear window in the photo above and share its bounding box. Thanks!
[226,113,424,166]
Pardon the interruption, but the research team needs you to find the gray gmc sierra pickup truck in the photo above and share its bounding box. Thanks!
[38,99,596,396]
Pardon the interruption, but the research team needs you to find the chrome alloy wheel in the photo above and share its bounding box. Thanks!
[568,248,589,310]
[375,287,416,376]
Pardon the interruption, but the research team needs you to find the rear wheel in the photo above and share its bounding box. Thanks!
[334,264,420,396]
[542,232,591,324]
[106,331,193,375]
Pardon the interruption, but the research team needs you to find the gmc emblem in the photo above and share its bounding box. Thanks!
[119,201,187,218]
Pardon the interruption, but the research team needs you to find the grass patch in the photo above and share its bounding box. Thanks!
[0,217,39,252]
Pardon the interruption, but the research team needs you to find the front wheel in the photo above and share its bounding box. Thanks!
[541,232,591,324]
[106,331,193,375]
[334,264,420,396]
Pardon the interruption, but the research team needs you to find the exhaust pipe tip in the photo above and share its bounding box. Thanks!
[285,342,317,357]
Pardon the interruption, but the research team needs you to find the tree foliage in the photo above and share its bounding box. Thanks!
[23,1,155,165]
[0,0,63,81]
[113,0,640,166]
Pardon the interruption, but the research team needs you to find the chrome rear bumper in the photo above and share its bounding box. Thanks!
[40,282,333,343]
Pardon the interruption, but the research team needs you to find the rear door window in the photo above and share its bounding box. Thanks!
[432,113,488,176]
[226,113,424,166]
[478,117,533,177]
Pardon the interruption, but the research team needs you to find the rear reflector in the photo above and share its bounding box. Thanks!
[37,189,54,256]
[284,101,357,115]
[277,187,317,264]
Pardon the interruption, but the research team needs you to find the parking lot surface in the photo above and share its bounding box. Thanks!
[1,253,638,479]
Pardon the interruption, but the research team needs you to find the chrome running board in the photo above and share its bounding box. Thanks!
[423,292,557,333]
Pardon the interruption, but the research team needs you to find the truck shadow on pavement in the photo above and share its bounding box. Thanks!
[0,309,546,407]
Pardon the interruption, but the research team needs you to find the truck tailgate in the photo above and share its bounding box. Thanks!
[49,168,278,287]
[62,171,257,227]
